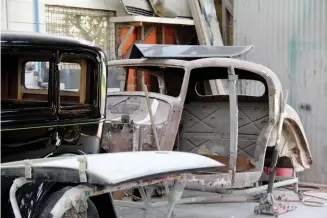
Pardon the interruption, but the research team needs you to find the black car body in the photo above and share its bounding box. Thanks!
[1,31,116,217]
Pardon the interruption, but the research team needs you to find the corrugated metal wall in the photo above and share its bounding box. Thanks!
[234,0,327,184]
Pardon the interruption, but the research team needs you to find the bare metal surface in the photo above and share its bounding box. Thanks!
[105,95,171,152]
[254,193,297,217]
[254,91,291,217]
[115,178,299,208]
[106,56,312,188]
[130,44,254,59]
[227,66,238,185]
[142,84,161,150]
[180,102,268,159]
[234,0,327,184]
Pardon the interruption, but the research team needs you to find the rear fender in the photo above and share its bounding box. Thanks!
[2,180,54,218]
[277,104,312,171]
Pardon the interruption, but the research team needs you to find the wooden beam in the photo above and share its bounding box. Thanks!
[222,0,228,45]
[79,59,87,104]
[127,21,143,27]
[110,16,194,26]
[17,60,23,100]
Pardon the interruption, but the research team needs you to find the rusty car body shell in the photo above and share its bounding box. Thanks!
[104,50,312,189]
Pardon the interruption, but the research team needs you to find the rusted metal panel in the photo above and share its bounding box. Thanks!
[234,0,327,184]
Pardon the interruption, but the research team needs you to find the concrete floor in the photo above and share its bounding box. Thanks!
[114,189,327,218]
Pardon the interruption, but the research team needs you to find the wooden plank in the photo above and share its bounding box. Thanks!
[112,191,126,200]
[200,154,255,173]
[17,60,23,100]
[79,59,87,104]
[22,89,79,97]
[127,21,143,27]
[188,0,210,45]
[110,16,194,26]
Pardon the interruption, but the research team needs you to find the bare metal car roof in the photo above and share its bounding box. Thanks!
[129,44,254,59]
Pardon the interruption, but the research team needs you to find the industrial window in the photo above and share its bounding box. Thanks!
[45,5,116,60]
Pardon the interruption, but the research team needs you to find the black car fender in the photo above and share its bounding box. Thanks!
[8,181,117,218]
[3,153,118,218]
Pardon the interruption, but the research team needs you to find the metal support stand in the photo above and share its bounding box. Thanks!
[118,178,186,218]
[144,179,186,218]
[139,187,156,218]
[228,66,238,185]
[254,149,296,217]
[115,178,299,208]
[254,90,296,217]
[166,179,186,218]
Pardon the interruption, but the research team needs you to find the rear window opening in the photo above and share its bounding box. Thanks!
[185,67,269,103]
[195,79,266,97]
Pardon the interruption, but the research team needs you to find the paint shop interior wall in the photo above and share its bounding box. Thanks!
[1,0,7,30]
[234,0,327,184]
[3,0,44,31]
[1,0,123,32]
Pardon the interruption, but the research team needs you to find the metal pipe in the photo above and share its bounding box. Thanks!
[267,90,288,193]
[178,178,298,205]
[114,178,299,208]
[143,83,161,150]
[166,180,186,218]
[34,0,40,32]
[228,66,238,185]
[34,0,42,83]
[10,178,30,218]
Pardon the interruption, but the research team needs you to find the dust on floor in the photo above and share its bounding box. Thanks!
[114,189,327,218]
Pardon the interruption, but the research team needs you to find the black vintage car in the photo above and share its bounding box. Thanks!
[0,32,235,218]
[1,31,117,217]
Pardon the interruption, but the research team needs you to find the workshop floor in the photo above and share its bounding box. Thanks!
[114,189,327,218]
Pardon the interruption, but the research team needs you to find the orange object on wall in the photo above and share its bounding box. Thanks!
[142,27,158,92]
[126,69,137,91]
[120,26,176,92]
[120,28,137,91]
[164,27,175,44]
[120,28,137,57]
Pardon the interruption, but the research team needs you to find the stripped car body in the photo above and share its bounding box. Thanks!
[104,44,312,190]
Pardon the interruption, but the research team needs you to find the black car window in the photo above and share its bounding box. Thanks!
[1,52,52,110]
[59,55,96,106]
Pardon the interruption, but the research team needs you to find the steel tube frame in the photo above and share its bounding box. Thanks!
[228,66,238,185]
[114,177,299,208]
